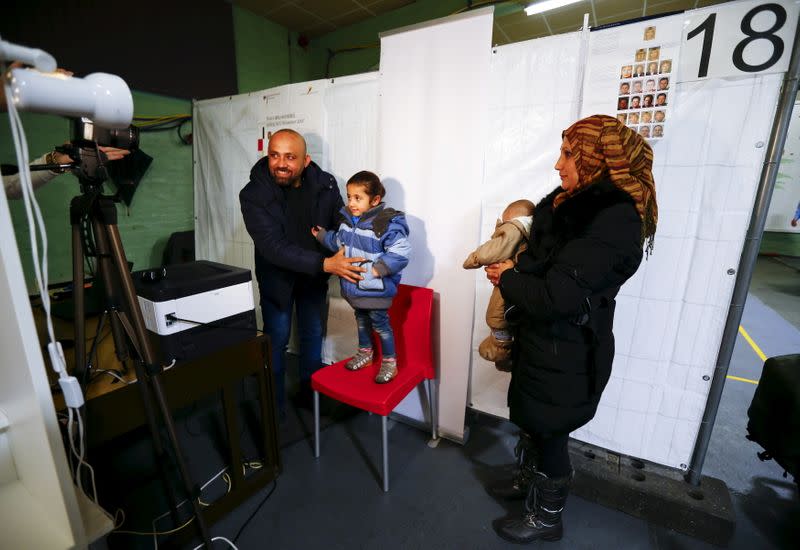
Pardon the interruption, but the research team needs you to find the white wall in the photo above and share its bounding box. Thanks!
[0,184,83,547]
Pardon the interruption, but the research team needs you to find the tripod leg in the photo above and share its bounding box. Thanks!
[90,217,131,367]
[100,214,213,548]
[75,202,182,528]
[71,201,88,385]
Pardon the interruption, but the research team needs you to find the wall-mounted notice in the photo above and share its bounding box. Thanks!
[257,81,327,162]
[678,0,799,83]
[581,14,684,143]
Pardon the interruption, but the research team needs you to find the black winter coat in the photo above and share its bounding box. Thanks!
[239,159,343,311]
[499,179,644,436]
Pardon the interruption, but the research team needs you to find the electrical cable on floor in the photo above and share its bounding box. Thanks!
[232,479,277,544]
[90,358,175,386]
[113,516,196,537]
[92,368,134,385]
[112,461,262,548]
[74,412,98,502]
[193,536,238,549]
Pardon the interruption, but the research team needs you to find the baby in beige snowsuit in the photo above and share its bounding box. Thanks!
[463,199,534,371]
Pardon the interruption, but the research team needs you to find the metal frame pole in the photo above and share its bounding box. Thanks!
[686,24,800,486]
[314,390,320,458]
[381,415,389,492]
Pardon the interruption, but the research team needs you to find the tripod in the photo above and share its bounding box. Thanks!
[69,184,213,549]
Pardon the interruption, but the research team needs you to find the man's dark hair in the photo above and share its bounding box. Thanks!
[347,170,385,199]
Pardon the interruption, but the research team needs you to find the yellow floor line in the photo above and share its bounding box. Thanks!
[738,325,767,363]
[726,374,759,385]
[723,325,765,385]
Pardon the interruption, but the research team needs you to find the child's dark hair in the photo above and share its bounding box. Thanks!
[347,170,385,199]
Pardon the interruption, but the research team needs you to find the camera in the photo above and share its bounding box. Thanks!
[71,118,139,149]
[56,118,140,187]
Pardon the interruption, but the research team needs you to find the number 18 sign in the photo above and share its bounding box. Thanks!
[678,0,799,82]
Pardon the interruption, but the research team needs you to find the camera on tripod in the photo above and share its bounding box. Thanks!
[56,118,140,187]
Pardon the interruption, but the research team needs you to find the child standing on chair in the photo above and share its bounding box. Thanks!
[313,171,411,383]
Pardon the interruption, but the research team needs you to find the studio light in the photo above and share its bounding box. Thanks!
[8,68,133,129]
[1,38,133,128]
[525,0,583,16]
[0,40,55,72]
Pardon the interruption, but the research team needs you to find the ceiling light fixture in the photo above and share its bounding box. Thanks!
[525,0,583,16]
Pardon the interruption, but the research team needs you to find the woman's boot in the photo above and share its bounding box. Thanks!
[492,470,572,543]
[488,432,538,500]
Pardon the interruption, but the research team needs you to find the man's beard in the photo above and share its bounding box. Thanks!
[271,168,300,187]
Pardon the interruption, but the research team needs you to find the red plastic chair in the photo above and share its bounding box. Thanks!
[311,284,437,491]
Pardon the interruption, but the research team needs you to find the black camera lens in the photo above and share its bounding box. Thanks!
[71,118,139,149]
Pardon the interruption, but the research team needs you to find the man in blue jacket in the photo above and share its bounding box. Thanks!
[240,129,365,416]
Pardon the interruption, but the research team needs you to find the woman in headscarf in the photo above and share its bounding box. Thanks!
[485,114,657,544]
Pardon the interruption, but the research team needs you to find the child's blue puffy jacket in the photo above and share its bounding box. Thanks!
[316,203,411,309]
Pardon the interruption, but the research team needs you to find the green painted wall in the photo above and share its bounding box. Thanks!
[234,6,291,92]
[2,91,193,289]
[234,5,314,90]
[760,232,800,256]
[310,0,464,79]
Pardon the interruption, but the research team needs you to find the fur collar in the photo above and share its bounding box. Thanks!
[538,179,636,234]
[521,180,637,271]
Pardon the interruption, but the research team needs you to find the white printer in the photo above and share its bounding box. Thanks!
[134,260,256,362]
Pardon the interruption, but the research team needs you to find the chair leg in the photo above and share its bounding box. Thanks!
[381,415,389,492]
[314,390,320,458]
[427,379,438,441]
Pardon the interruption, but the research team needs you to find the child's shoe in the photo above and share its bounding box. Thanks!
[346,348,373,371]
[375,357,397,383]
[479,332,513,364]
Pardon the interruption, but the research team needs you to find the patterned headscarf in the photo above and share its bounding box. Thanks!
[554,114,658,255]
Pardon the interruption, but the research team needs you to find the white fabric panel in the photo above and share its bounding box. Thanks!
[321,73,380,363]
[581,14,684,140]
[765,101,800,232]
[378,9,494,440]
[191,4,785,468]
[468,33,584,419]
[570,13,782,468]
[194,94,263,268]
[259,79,329,161]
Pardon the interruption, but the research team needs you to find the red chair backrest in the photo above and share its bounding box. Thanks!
[387,284,435,380]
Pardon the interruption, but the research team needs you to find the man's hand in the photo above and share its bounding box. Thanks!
[51,145,130,165]
[99,146,131,162]
[323,247,366,283]
[485,260,514,286]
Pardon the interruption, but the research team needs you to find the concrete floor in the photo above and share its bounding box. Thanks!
[746,255,800,330]
[216,257,800,549]
[94,255,800,549]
